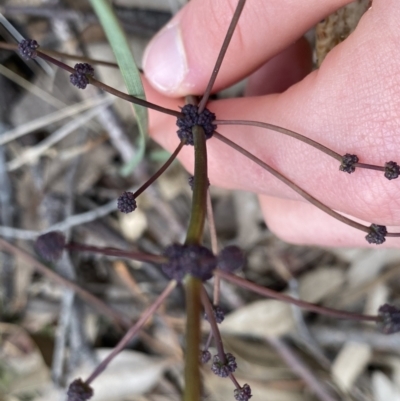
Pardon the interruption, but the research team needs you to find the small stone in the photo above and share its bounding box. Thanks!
[365,224,387,245]
[70,63,94,89]
[211,353,237,378]
[234,384,252,401]
[117,191,137,214]
[67,378,93,401]
[35,231,66,262]
[377,303,400,334]
[18,39,39,60]
[176,104,216,145]
[339,153,359,174]
[218,245,245,273]
[384,161,400,180]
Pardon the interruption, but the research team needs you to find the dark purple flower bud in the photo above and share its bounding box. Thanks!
[176,104,216,145]
[365,224,387,245]
[162,244,187,282]
[35,231,66,262]
[377,303,400,334]
[162,244,217,282]
[218,245,245,273]
[117,191,137,214]
[339,153,359,174]
[67,378,93,401]
[384,161,400,180]
[200,350,211,364]
[70,63,94,89]
[205,305,225,324]
[18,39,39,60]
[186,245,217,281]
[211,353,237,378]
[234,384,252,401]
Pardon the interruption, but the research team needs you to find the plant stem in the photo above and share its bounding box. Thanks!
[185,125,209,245]
[35,50,182,118]
[183,276,202,401]
[214,131,370,234]
[86,280,177,384]
[132,140,185,199]
[0,237,131,328]
[215,269,379,322]
[215,119,342,161]
[65,242,166,264]
[200,286,226,362]
[198,0,247,113]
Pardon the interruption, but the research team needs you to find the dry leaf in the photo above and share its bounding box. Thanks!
[331,341,371,391]
[298,267,345,304]
[372,372,400,401]
[71,349,168,401]
[221,299,295,337]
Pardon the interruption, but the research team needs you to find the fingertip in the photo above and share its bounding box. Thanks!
[143,15,189,97]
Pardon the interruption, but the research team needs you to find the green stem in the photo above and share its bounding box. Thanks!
[185,125,208,245]
[183,276,202,401]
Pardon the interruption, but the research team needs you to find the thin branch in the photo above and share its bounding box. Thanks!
[0,95,110,147]
[7,99,114,171]
[36,51,182,118]
[200,286,226,361]
[206,191,220,305]
[213,131,369,233]
[266,336,338,401]
[214,119,342,161]
[66,242,167,264]
[198,0,247,113]
[85,280,177,384]
[0,41,119,67]
[132,140,185,199]
[0,237,132,328]
[215,269,379,322]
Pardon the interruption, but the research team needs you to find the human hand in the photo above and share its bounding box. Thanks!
[142,0,400,247]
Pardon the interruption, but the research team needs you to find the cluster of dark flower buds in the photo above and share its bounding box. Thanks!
[70,63,95,89]
[176,104,216,145]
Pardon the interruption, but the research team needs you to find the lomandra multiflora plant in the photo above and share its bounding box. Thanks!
[2,0,400,400]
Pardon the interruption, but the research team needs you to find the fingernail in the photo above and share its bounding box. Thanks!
[143,21,187,94]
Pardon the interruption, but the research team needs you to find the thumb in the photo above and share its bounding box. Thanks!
[142,0,351,97]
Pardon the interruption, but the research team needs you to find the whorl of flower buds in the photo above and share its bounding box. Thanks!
[67,378,93,401]
[365,224,387,245]
[339,153,359,174]
[377,303,400,334]
[211,353,237,378]
[234,384,252,401]
[205,304,225,324]
[217,245,245,273]
[117,191,137,214]
[162,244,217,282]
[200,350,211,364]
[35,231,66,262]
[18,39,39,60]
[176,104,216,145]
[384,161,400,180]
[70,63,94,89]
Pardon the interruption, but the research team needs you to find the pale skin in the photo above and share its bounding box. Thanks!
[141,0,400,247]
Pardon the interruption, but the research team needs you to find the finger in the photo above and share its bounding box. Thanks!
[143,0,352,96]
[245,37,313,96]
[144,1,400,229]
[259,194,400,248]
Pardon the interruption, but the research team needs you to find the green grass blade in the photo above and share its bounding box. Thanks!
[89,0,148,176]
